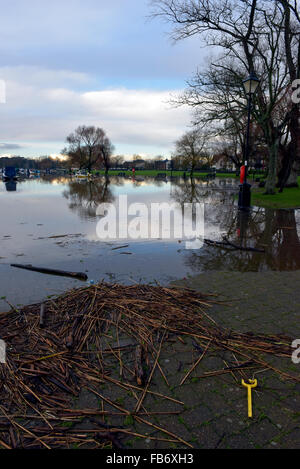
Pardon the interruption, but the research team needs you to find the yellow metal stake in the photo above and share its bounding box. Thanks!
[242,379,257,418]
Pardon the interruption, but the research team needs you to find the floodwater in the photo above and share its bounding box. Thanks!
[0,175,300,310]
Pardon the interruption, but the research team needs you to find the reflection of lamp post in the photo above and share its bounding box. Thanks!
[236,210,250,247]
[238,72,260,210]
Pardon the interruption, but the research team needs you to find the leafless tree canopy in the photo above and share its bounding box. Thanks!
[173,129,211,174]
[151,0,300,193]
[63,125,114,173]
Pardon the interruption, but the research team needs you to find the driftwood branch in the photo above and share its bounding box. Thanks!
[204,237,265,253]
[11,264,88,281]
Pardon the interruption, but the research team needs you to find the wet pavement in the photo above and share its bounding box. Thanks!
[66,270,300,450]
[167,270,300,449]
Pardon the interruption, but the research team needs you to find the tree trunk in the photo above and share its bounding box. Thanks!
[277,153,298,190]
[286,160,300,187]
[277,143,293,190]
[190,160,195,179]
[265,141,279,194]
[277,108,300,191]
[286,109,300,188]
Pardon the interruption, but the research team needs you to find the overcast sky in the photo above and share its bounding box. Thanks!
[0,0,208,159]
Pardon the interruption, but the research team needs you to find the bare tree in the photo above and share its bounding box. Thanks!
[151,0,300,194]
[63,125,114,174]
[111,155,125,168]
[276,0,300,190]
[174,129,209,177]
[100,136,114,176]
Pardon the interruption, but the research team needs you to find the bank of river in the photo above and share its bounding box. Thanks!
[1,269,299,449]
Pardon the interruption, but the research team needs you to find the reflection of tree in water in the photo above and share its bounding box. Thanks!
[129,177,169,189]
[63,178,114,220]
[256,209,300,270]
[153,179,168,188]
[40,176,69,185]
[170,178,300,272]
[171,177,237,235]
[185,206,300,272]
[171,177,237,206]
[107,176,125,187]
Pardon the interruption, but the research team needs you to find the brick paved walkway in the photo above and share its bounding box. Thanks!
[107,271,300,449]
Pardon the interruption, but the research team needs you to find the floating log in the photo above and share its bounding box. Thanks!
[223,237,265,253]
[111,245,129,251]
[10,264,88,281]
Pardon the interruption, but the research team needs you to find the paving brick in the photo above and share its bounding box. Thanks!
[191,424,222,449]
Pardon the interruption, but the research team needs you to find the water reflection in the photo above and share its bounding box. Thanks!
[1,176,299,276]
[5,181,17,192]
[169,177,300,272]
[63,177,114,220]
[171,177,237,206]
[59,176,300,272]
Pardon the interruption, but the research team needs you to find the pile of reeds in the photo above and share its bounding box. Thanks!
[0,282,297,449]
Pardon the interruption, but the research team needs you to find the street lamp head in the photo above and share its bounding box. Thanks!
[243,72,260,96]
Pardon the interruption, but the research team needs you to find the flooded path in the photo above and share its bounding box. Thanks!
[1,175,300,309]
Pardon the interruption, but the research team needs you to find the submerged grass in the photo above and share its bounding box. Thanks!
[94,169,238,178]
[252,177,300,209]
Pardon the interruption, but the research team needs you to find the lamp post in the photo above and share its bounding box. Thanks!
[238,71,260,210]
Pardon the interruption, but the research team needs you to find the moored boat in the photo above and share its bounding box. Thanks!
[75,170,92,180]
[2,166,18,181]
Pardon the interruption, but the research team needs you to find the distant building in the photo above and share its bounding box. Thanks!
[124,158,173,171]
[127,159,146,170]
[154,159,172,171]
[212,154,236,171]
[165,159,172,170]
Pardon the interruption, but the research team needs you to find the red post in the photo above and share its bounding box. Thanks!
[240,165,246,184]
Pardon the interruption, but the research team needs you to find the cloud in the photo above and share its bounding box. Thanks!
[0,66,192,155]
[0,1,124,50]
[0,143,23,150]
[0,66,91,89]
[0,1,207,156]
[0,1,203,86]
